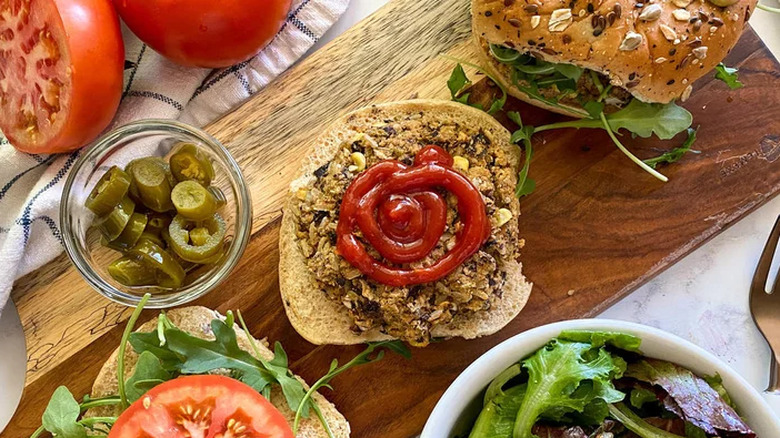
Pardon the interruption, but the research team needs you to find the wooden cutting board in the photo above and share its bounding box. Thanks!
[7,0,780,436]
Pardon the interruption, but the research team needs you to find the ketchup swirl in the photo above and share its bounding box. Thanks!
[336,145,491,287]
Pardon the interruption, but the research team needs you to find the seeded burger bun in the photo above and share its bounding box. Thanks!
[472,0,756,117]
[280,100,533,346]
[86,306,350,438]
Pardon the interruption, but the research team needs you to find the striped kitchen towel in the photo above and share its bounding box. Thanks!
[0,0,349,315]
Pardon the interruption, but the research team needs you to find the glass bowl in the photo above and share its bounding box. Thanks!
[61,120,252,308]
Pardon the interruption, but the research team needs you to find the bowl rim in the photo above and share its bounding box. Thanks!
[60,119,253,309]
[421,318,780,437]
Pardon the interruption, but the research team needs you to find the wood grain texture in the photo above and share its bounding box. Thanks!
[7,0,780,436]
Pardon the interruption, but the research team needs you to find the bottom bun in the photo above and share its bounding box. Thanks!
[86,306,350,438]
[279,99,533,346]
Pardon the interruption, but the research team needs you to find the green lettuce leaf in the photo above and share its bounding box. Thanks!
[703,373,734,408]
[512,339,627,438]
[557,330,642,353]
[470,384,527,438]
[608,403,685,438]
[630,387,659,409]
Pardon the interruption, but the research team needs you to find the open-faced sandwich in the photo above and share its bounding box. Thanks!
[471,0,755,117]
[280,100,533,347]
[30,297,408,438]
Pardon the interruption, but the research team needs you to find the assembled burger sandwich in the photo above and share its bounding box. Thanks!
[30,300,410,438]
[471,0,755,117]
[280,100,533,347]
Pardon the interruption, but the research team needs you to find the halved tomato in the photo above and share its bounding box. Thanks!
[109,375,294,438]
[0,0,124,153]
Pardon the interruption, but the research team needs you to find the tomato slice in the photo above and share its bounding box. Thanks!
[109,375,294,438]
[0,0,123,153]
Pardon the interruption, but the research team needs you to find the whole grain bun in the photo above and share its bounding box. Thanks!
[85,306,349,438]
[279,99,533,345]
[472,0,756,106]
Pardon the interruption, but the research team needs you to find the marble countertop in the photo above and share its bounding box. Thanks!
[1,0,778,431]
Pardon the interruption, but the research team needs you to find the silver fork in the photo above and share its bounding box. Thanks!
[750,214,780,393]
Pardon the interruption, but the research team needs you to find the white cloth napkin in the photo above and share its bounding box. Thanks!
[0,0,349,315]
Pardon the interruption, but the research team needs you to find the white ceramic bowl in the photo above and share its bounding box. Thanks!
[422,319,780,438]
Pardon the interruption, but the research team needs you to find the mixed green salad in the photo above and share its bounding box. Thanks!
[465,331,755,438]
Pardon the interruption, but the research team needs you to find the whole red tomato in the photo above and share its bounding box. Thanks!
[114,0,293,68]
[0,0,124,154]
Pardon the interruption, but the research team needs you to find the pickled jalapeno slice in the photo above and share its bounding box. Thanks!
[138,231,166,249]
[127,239,185,289]
[145,213,172,237]
[171,181,218,221]
[128,158,174,212]
[170,143,215,186]
[168,214,226,263]
[85,166,132,216]
[105,212,147,251]
[108,256,157,286]
[95,196,136,241]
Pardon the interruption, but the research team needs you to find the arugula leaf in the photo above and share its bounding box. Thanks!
[537,100,692,142]
[512,339,627,438]
[604,100,692,140]
[41,386,87,438]
[608,403,686,438]
[164,319,279,394]
[507,111,536,197]
[626,359,753,437]
[265,342,310,415]
[584,101,605,120]
[714,63,744,90]
[489,43,523,63]
[516,165,535,197]
[554,63,584,81]
[509,68,589,117]
[128,330,182,371]
[292,340,410,435]
[445,61,507,114]
[488,87,508,115]
[557,330,642,352]
[597,111,669,182]
[125,351,172,403]
[447,64,471,105]
[643,128,699,169]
